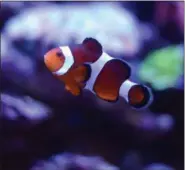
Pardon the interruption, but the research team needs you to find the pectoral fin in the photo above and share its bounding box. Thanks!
[71,64,92,84]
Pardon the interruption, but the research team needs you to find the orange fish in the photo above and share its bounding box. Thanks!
[44,38,103,96]
[44,38,153,109]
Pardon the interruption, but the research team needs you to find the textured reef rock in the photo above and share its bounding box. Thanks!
[143,163,175,170]
[30,152,119,170]
[2,2,154,57]
[1,93,52,121]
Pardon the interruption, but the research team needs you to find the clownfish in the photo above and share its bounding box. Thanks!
[44,38,153,109]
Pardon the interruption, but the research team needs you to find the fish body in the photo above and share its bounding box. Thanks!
[44,38,153,109]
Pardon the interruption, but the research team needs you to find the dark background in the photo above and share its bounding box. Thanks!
[1,1,184,170]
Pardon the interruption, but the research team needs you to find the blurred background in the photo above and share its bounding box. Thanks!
[1,1,184,170]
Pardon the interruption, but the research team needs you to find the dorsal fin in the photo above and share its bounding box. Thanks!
[82,37,103,56]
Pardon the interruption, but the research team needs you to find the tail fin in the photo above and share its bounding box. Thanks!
[120,80,153,109]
